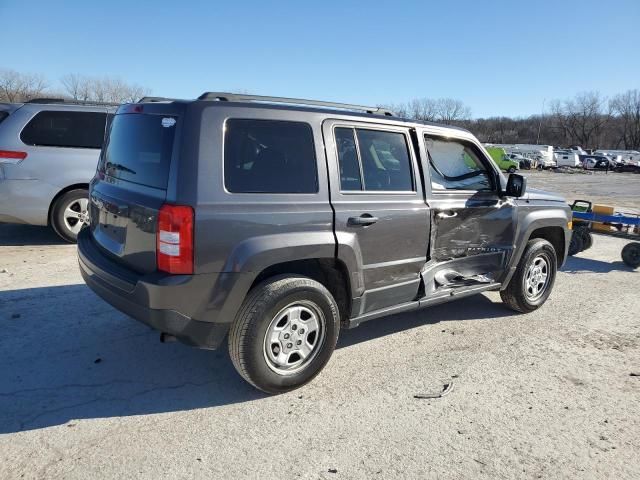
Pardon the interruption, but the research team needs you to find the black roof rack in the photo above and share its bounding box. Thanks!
[25,98,119,107]
[197,92,395,116]
[137,96,178,103]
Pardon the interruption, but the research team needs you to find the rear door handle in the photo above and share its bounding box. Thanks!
[348,215,379,226]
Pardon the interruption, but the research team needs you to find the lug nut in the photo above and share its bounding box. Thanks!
[286,343,293,349]
[296,340,302,345]
[284,333,290,339]
[291,324,297,331]
[299,329,304,334]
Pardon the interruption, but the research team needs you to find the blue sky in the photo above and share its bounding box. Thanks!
[2,0,638,118]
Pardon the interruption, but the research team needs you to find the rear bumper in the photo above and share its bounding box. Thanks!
[0,179,56,225]
[77,228,230,349]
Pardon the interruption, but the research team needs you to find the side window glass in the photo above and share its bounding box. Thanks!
[20,111,108,149]
[224,119,318,193]
[425,137,492,191]
[335,127,361,191]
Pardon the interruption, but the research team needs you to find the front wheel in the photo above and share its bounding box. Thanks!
[501,239,557,313]
[228,275,340,394]
[50,189,90,243]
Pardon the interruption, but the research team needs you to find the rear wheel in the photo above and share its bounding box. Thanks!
[50,189,89,243]
[621,242,640,268]
[501,239,557,313]
[228,275,340,394]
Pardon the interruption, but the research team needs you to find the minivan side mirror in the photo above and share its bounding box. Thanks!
[505,173,527,197]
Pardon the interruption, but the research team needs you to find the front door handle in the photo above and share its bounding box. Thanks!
[348,215,379,226]
[436,211,458,219]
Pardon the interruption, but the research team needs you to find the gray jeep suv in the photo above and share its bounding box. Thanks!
[78,93,572,393]
[0,99,117,242]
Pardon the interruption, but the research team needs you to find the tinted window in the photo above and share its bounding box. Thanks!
[356,129,413,191]
[101,114,176,189]
[21,111,107,149]
[425,136,492,191]
[224,119,318,193]
[335,127,361,191]
[0,111,8,125]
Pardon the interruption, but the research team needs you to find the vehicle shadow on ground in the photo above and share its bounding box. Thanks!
[0,284,511,434]
[0,224,66,246]
[561,255,635,274]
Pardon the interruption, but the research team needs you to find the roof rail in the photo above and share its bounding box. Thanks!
[197,92,395,116]
[25,98,120,107]
[137,96,178,103]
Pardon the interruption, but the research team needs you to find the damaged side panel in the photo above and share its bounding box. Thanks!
[421,194,516,295]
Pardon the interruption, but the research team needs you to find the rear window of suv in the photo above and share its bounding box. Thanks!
[0,111,9,124]
[20,110,108,149]
[100,113,177,189]
[224,119,318,193]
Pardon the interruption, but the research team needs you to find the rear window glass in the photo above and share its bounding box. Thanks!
[101,114,176,189]
[20,111,107,149]
[0,111,8,125]
[224,119,318,193]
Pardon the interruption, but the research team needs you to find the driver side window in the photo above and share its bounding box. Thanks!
[425,136,492,191]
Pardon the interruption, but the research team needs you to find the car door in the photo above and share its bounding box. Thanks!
[416,128,516,295]
[323,119,430,315]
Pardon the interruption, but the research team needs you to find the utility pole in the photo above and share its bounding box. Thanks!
[536,98,546,145]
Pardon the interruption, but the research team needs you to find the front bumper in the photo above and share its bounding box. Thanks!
[77,228,229,349]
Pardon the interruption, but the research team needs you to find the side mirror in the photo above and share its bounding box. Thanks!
[505,173,527,197]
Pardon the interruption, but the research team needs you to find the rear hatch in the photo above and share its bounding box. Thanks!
[89,104,183,274]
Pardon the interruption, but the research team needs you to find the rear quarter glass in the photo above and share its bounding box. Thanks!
[101,113,177,189]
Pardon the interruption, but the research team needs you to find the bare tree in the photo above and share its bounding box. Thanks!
[0,69,48,102]
[60,74,150,103]
[435,98,471,124]
[550,91,610,148]
[408,98,439,121]
[610,89,640,150]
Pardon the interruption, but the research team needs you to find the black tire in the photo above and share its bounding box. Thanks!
[500,239,557,313]
[621,242,640,269]
[568,231,584,256]
[581,231,593,251]
[228,275,340,394]
[50,189,89,243]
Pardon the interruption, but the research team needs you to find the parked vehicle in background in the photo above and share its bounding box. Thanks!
[0,99,117,241]
[581,155,616,170]
[486,144,556,169]
[554,149,581,167]
[506,153,532,170]
[595,149,640,165]
[485,147,520,172]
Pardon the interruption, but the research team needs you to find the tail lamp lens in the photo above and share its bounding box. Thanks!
[157,204,194,274]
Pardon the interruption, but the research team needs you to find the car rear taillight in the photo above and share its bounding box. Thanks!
[0,150,28,164]
[157,204,194,274]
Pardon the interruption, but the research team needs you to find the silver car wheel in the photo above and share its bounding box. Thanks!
[524,255,549,301]
[263,301,325,376]
[62,197,89,235]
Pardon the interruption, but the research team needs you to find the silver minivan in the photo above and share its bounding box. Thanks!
[0,99,117,241]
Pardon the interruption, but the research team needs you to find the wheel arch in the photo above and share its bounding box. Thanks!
[47,183,89,226]
[250,258,353,325]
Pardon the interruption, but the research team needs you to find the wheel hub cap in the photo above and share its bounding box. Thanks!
[63,198,90,234]
[525,255,549,300]
[263,302,325,375]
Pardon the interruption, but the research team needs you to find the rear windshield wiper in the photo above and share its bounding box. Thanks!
[105,162,136,175]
